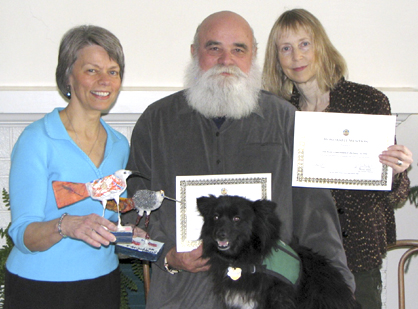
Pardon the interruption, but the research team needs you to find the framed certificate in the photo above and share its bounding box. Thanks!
[175,173,271,252]
[292,111,396,190]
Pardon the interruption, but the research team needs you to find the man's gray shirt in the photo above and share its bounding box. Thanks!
[127,90,354,308]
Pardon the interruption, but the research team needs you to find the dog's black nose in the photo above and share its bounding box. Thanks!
[216,229,227,240]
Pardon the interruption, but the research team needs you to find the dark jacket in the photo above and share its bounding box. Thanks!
[289,79,410,273]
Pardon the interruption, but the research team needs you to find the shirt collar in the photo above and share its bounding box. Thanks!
[44,107,118,144]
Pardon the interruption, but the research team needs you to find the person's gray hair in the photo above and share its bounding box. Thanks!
[55,25,125,98]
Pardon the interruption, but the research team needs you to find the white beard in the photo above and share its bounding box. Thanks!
[184,57,262,119]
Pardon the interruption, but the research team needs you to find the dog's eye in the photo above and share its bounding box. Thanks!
[213,215,219,221]
[233,216,240,222]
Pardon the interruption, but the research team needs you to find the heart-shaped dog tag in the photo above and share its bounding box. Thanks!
[227,267,242,280]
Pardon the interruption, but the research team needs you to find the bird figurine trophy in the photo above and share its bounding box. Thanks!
[52,170,175,260]
[52,170,146,242]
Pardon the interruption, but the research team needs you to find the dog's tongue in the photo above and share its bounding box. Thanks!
[218,240,229,247]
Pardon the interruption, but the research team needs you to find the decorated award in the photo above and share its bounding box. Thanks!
[52,170,176,261]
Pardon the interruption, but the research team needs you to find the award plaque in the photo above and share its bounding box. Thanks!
[175,173,271,252]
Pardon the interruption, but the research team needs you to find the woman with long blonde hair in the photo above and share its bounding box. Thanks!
[263,8,412,309]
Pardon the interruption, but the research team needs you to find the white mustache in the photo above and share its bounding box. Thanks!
[206,65,247,78]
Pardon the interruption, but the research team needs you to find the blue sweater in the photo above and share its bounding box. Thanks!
[6,108,129,281]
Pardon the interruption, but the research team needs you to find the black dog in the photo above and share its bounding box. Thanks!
[197,195,361,309]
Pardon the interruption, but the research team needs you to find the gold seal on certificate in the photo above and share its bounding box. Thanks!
[175,173,271,252]
[292,111,396,190]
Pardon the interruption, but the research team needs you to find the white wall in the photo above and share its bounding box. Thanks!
[1,1,418,308]
[0,0,417,89]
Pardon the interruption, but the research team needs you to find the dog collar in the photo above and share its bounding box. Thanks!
[226,264,266,281]
[226,240,301,287]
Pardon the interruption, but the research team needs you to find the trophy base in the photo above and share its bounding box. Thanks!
[116,237,164,262]
[111,226,133,243]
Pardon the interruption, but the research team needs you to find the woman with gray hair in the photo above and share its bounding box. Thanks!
[5,25,129,308]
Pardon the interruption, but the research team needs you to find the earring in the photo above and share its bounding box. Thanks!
[66,86,71,99]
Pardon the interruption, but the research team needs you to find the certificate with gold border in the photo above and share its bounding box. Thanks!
[175,173,271,252]
[292,111,395,190]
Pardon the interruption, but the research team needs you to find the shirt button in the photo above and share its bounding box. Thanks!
[342,231,348,238]
[337,208,345,214]
[216,159,221,164]
[216,132,220,137]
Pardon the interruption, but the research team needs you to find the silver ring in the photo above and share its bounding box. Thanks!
[397,160,403,166]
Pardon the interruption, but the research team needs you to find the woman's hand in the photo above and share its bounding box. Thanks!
[24,213,118,252]
[379,145,413,175]
[60,213,118,248]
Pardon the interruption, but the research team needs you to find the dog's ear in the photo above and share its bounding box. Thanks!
[252,199,277,219]
[196,195,217,218]
[251,199,281,250]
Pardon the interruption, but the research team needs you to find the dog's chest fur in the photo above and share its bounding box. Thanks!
[224,291,257,309]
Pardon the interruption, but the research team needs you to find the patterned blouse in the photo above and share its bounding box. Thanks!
[289,78,410,273]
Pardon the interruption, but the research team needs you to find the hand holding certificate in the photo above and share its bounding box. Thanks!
[292,112,396,190]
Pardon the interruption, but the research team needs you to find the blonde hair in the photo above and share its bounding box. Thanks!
[262,9,347,100]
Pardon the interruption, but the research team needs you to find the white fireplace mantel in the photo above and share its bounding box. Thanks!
[0,87,417,125]
[0,87,179,125]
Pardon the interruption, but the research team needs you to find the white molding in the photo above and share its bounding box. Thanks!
[380,88,418,114]
[0,87,179,114]
[0,113,141,126]
[0,87,417,126]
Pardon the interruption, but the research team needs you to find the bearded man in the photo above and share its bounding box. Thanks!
[126,11,354,309]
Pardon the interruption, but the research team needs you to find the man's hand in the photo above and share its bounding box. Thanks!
[165,244,210,273]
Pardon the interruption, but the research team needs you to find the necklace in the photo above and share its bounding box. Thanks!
[65,108,101,157]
